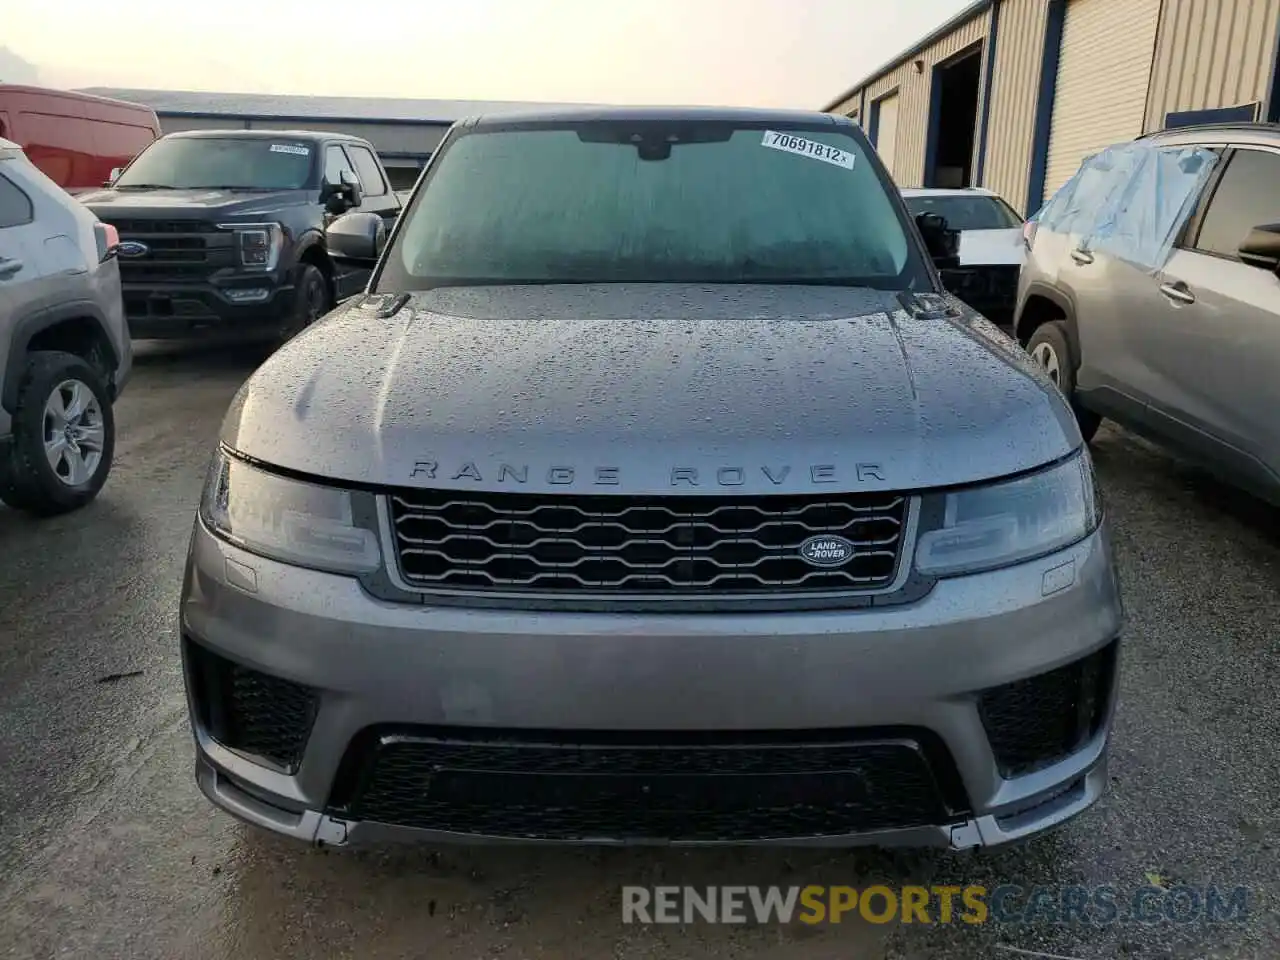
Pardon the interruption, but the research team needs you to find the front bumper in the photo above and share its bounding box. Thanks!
[123,278,294,340]
[180,520,1123,849]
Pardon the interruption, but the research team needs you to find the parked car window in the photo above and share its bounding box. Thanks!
[1192,148,1280,258]
[903,194,1022,231]
[324,145,357,187]
[346,145,387,197]
[0,172,34,228]
[113,137,316,191]
[385,122,926,290]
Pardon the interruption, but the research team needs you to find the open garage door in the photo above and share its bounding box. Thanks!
[1042,0,1160,202]
[874,93,900,178]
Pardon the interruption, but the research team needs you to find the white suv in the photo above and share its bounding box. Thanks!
[0,137,131,515]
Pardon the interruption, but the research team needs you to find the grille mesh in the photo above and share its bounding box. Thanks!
[334,730,962,841]
[98,217,234,282]
[389,489,908,595]
[978,642,1117,778]
[187,641,319,773]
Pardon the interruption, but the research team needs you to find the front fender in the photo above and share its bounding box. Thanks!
[2,300,123,414]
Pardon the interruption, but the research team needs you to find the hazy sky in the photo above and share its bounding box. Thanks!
[6,0,974,108]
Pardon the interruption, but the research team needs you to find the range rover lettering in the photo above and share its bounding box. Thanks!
[180,107,1123,849]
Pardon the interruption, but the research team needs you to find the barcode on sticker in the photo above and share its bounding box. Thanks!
[761,131,855,170]
[269,143,311,156]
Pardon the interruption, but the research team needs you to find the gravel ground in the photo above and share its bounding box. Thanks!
[0,341,1276,960]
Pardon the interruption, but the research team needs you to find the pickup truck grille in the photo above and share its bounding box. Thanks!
[388,490,908,596]
[96,216,235,282]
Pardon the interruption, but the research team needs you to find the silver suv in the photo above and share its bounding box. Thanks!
[0,137,131,515]
[1016,122,1280,505]
[180,108,1123,850]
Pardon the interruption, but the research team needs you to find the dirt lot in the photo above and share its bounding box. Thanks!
[0,342,1277,959]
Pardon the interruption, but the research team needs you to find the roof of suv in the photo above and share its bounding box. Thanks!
[900,187,1002,198]
[463,105,850,128]
[165,128,372,145]
[1141,121,1280,148]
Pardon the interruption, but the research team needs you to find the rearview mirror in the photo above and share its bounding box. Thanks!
[326,211,386,264]
[1237,223,1280,271]
[916,211,960,270]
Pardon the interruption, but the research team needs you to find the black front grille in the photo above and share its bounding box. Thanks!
[389,490,908,596]
[978,641,1118,778]
[101,218,211,234]
[185,640,319,773]
[98,217,235,282]
[328,728,967,841]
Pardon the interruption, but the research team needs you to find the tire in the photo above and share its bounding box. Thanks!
[281,263,330,343]
[0,351,116,516]
[1026,320,1102,443]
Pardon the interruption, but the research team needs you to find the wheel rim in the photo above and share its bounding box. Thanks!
[304,275,327,326]
[1030,341,1062,386]
[42,379,105,487]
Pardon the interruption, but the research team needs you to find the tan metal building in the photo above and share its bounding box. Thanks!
[824,0,1280,217]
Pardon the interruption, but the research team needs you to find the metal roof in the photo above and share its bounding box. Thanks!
[819,0,991,113]
[76,87,609,126]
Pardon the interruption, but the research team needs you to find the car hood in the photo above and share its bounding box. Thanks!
[80,187,310,218]
[957,228,1026,266]
[220,284,1079,495]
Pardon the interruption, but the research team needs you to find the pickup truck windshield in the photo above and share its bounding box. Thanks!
[902,194,1022,232]
[380,121,928,290]
[113,138,316,191]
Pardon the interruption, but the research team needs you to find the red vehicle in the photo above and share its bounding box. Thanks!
[0,85,160,194]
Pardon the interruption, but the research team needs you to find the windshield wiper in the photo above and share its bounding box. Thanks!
[113,183,176,190]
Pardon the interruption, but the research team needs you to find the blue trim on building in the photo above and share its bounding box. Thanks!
[974,0,1002,186]
[1266,12,1280,122]
[860,89,867,129]
[1164,104,1260,128]
[1025,0,1067,217]
[869,97,882,147]
[923,65,945,185]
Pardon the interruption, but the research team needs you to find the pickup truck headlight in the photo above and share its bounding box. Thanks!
[914,451,1101,577]
[217,222,284,271]
[199,449,380,575]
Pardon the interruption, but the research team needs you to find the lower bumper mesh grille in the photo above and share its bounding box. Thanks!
[978,641,1118,778]
[328,728,967,841]
[185,640,319,773]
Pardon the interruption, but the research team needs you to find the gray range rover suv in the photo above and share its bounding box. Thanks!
[180,107,1123,850]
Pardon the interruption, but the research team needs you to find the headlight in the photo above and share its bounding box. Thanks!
[914,452,1101,577]
[217,222,284,270]
[199,449,381,574]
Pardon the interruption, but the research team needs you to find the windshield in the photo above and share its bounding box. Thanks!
[378,121,928,290]
[902,193,1022,231]
[113,137,316,190]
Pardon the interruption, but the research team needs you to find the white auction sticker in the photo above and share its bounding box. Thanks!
[761,130,855,170]
[269,143,311,156]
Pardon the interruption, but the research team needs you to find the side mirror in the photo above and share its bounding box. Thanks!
[322,170,364,215]
[326,211,386,264]
[916,211,960,270]
[105,167,123,187]
[1237,223,1280,271]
